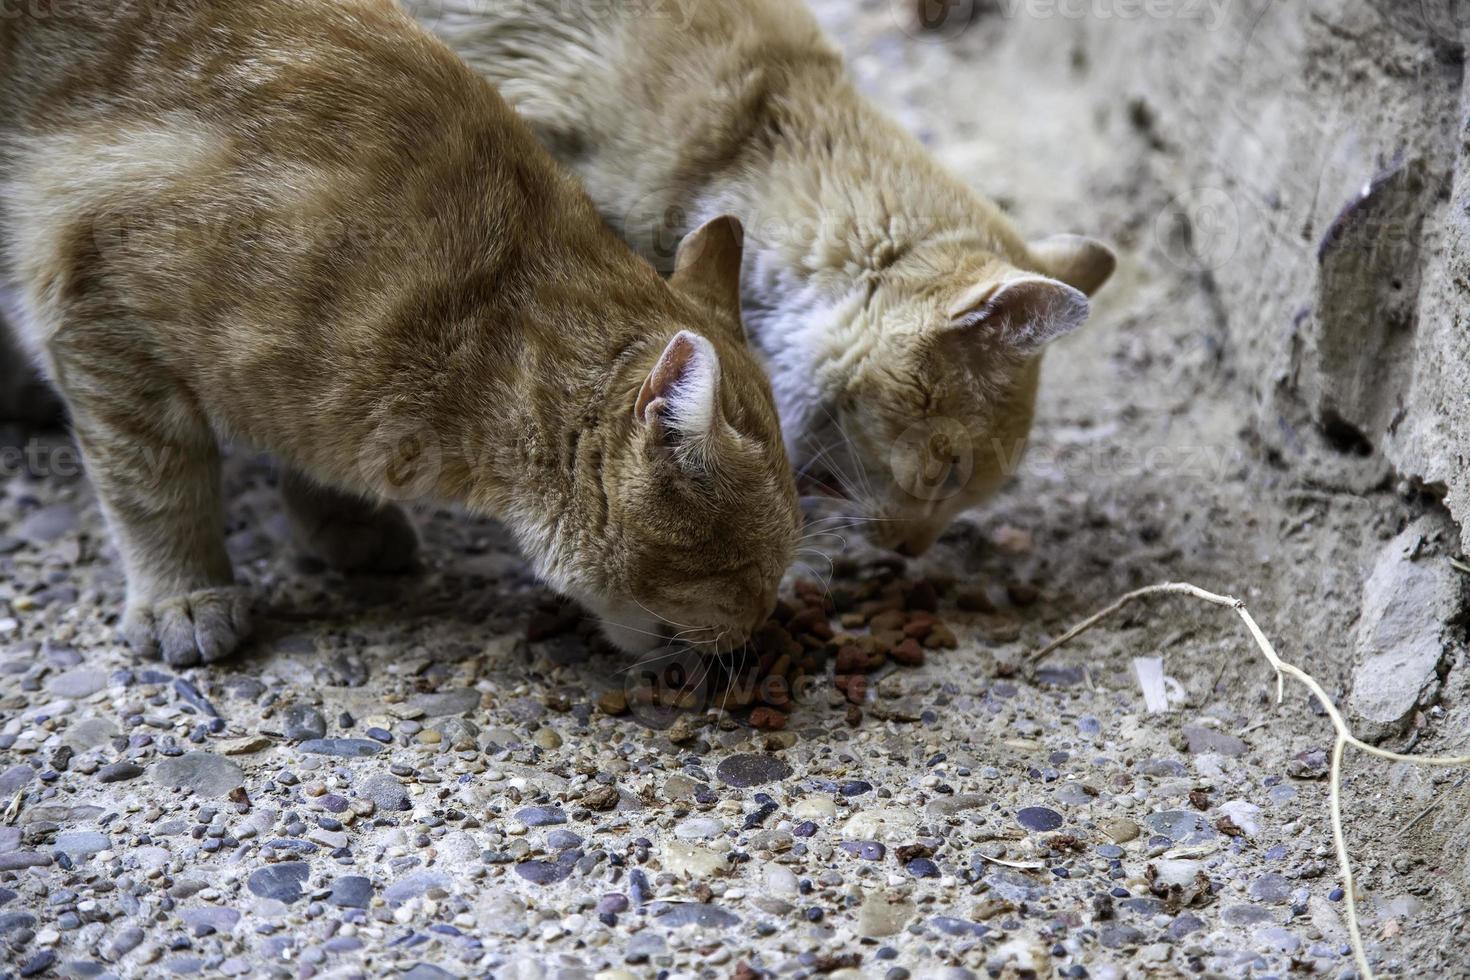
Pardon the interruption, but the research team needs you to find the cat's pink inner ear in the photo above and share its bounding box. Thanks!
[635,331,720,437]
[949,276,1090,355]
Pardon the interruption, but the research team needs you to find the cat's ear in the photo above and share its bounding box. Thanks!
[1027,234,1116,297]
[635,330,720,441]
[671,215,745,315]
[948,276,1090,355]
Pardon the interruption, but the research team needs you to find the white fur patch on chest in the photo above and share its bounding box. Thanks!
[742,275,864,463]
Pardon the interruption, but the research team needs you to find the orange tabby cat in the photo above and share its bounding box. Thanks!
[409,0,1116,555]
[0,0,797,666]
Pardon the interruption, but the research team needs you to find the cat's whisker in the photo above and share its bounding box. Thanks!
[804,512,900,526]
[616,644,689,676]
[796,436,844,475]
[801,512,865,525]
[795,547,837,569]
[797,440,852,481]
[680,652,715,700]
[794,560,835,595]
[798,441,859,493]
[720,646,752,717]
[797,531,848,549]
[818,405,881,504]
[632,598,704,633]
[592,618,669,642]
[797,522,853,538]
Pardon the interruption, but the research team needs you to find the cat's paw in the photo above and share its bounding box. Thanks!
[295,504,420,574]
[123,587,252,667]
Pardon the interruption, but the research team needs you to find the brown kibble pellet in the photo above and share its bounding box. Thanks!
[794,580,834,613]
[872,629,906,651]
[869,609,907,633]
[902,618,934,641]
[835,645,885,674]
[924,624,958,650]
[789,605,832,636]
[750,706,788,731]
[839,612,866,630]
[890,638,925,666]
[758,673,792,708]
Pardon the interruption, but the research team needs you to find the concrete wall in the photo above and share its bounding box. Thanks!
[1056,0,1469,520]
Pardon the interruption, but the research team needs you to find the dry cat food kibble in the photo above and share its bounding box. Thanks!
[531,557,970,729]
[707,558,960,729]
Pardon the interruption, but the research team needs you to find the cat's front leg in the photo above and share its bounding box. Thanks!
[49,333,250,666]
[279,469,419,574]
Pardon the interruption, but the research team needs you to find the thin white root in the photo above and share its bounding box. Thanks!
[1030,582,1470,980]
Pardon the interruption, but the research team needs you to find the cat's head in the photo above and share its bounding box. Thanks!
[800,234,1115,557]
[570,217,799,655]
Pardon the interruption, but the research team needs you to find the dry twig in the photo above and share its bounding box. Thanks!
[1031,582,1470,980]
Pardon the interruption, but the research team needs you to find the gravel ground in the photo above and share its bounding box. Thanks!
[2,2,1468,979]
